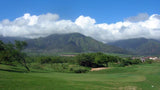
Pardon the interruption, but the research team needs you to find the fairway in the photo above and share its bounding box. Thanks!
[0,63,160,90]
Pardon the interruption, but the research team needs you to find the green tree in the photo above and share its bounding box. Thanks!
[14,40,30,71]
[0,41,5,63]
[94,53,108,67]
[0,42,15,64]
[131,59,142,64]
[0,40,30,71]
[0,40,5,51]
[76,53,95,67]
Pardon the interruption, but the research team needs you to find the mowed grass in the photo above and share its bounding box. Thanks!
[0,63,160,90]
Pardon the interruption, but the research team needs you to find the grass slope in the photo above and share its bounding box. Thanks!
[0,63,160,90]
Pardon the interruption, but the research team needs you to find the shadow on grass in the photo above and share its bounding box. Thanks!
[0,68,56,74]
[0,64,57,73]
[0,68,28,73]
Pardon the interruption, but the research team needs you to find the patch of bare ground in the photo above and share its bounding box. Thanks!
[118,86,139,90]
[90,67,109,71]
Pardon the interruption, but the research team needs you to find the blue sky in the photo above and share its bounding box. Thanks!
[0,0,159,23]
[0,0,160,42]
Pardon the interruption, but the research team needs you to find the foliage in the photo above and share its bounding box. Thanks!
[131,59,142,64]
[69,65,90,73]
[76,52,124,67]
[76,53,144,68]
[40,57,52,64]
[0,40,30,71]
[30,63,89,73]
[76,53,95,67]
[38,56,76,64]
[71,67,89,73]
[119,59,132,67]
[145,59,153,64]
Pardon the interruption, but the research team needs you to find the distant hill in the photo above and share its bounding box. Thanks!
[108,38,160,55]
[0,36,26,43]
[25,33,128,54]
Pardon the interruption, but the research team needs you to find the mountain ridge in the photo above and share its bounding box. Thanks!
[108,38,160,55]
[25,33,128,54]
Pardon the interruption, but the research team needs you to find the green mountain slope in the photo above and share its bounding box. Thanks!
[108,38,160,55]
[25,33,128,54]
[0,36,26,43]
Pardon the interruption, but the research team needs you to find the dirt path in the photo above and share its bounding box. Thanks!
[90,67,109,71]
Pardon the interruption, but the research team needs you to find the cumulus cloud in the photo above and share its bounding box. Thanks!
[0,13,160,43]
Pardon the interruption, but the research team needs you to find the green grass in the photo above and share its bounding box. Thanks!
[0,63,160,90]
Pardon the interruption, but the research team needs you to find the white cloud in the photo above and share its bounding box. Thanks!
[0,13,160,43]
[75,15,96,28]
[124,13,149,22]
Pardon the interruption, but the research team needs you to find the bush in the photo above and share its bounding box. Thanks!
[108,62,120,67]
[76,53,95,67]
[51,63,69,72]
[40,57,52,64]
[131,59,142,64]
[119,59,132,67]
[145,59,153,64]
[76,53,122,68]
[70,66,89,73]
[31,64,44,70]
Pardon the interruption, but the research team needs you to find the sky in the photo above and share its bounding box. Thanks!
[0,0,160,43]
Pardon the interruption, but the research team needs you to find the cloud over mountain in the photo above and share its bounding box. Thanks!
[0,13,160,43]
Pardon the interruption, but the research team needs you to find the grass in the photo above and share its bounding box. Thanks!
[0,63,160,90]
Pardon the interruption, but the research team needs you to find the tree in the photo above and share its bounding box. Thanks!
[0,40,5,51]
[15,40,27,51]
[131,59,142,64]
[0,42,15,64]
[14,40,30,71]
[76,53,124,67]
[76,53,95,67]
[94,53,108,67]
[0,40,30,71]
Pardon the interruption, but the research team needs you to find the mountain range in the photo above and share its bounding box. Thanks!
[1,33,160,55]
[108,38,160,55]
[25,33,127,54]
[0,36,27,43]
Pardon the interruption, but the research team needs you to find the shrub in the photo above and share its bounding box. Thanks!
[71,67,89,73]
[40,57,52,64]
[131,59,142,64]
[108,62,120,67]
[119,59,132,67]
[76,53,95,67]
[76,53,122,68]
[32,64,44,70]
[51,63,69,72]
[145,59,153,64]
[69,65,90,73]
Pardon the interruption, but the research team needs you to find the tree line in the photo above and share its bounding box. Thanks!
[76,52,143,67]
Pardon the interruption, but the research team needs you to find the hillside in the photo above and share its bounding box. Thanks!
[108,38,160,55]
[25,33,128,54]
[0,36,26,43]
